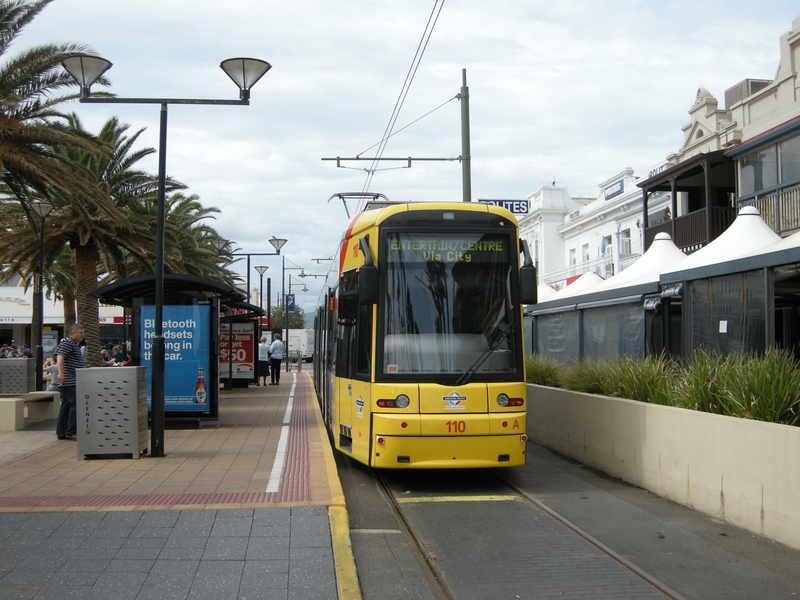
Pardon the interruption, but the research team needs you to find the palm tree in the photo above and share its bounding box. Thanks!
[117,191,238,283]
[0,0,109,200]
[163,192,237,285]
[45,114,169,365]
[0,0,109,360]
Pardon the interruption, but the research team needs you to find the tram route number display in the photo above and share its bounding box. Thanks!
[219,323,255,379]
[444,419,521,433]
[446,420,467,433]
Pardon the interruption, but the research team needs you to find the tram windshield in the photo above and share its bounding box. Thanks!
[381,231,521,379]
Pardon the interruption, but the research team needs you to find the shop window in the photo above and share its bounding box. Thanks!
[780,134,800,184]
[739,146,777,196]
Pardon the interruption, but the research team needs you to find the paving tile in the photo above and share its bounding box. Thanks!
[0,583,42,599]
[58,558,111,573]
[163,536,208,550]
[113,547,162,561]
[85,571,148,600]
[209,518,253,538]
[98,512,143,529]
[202,537,249,561]
[32,583,93,600]
[121,537,167,550]
[158,547,206,561]
[103,559,155,572]
[188,560,244,599]
[246,537,290,561]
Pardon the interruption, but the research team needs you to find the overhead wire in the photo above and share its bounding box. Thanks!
[356,94,458,159]
[357,0,447,213]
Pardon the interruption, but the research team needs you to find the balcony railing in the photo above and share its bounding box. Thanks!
[739,187,800,236]
[645,206,735,254]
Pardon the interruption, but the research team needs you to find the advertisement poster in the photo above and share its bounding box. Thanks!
[140,304,211,411]
[219,322,256,380]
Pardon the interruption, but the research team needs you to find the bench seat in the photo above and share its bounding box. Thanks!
[0,392,60,431]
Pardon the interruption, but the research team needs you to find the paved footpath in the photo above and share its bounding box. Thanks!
[0,371,360,600]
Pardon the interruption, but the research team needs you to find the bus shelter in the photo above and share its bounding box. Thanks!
[90,274,263,425]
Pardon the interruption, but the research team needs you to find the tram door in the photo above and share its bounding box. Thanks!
[334,297,373,460]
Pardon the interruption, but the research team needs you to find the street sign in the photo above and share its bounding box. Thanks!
[478,199,529,214]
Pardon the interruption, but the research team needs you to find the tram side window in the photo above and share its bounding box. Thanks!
[356,304,372,379]
[335,324,352,377]
[334,305,370,380]
[335,271,363,380]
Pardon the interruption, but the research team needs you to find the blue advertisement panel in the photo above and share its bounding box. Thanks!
[140,304,211,411]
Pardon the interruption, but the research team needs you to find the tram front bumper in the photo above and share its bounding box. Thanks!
[370,433,527,469]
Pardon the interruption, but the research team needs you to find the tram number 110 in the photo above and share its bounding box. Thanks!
[445,420,466,433]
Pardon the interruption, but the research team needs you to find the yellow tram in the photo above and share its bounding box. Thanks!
[313,201,537,468]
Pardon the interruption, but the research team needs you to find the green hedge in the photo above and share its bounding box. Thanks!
[526,349,800,426]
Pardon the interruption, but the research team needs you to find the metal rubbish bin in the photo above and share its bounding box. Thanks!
[0,358,35,394]
[77,367,148,460]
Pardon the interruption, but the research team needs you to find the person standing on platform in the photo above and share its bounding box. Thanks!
[55,324,85,441]
[269,333,284,385]
[257,336,271,386]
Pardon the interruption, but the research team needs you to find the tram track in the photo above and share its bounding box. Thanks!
[375,470,455,600]
[491,470,687,600]
[372,466,685,600]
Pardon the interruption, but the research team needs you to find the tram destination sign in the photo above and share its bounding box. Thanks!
[387,233,506,264]
[478,199,529,214]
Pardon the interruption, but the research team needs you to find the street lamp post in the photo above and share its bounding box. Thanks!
[281,262,307,372]
[212,237,287,302]
[61,54,271,458]
[212,239,285,388]
[255,266,268,333]
[266,277,271,334]
[31,201,53,392]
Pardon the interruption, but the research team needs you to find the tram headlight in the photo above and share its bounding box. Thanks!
[496,393,524,407]
[376,394,411,409]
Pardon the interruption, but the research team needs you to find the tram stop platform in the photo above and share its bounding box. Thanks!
[0,370,360,600]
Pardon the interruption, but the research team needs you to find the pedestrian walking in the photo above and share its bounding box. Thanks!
[269,333,284,385]
[54,324,86,441]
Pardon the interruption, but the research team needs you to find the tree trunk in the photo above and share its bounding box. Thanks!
[74,241,102,367]
[62,291,76,327]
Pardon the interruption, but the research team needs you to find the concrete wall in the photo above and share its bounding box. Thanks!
[527,384,800,551]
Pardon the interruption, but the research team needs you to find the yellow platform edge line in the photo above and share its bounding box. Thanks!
[305,372,362,600]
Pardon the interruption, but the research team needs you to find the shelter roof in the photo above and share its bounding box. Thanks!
[89,274,262,316]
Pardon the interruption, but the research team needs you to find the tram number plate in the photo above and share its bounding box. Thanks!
[445,420,466,433]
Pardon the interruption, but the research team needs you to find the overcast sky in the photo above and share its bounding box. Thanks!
[22,0,800,317]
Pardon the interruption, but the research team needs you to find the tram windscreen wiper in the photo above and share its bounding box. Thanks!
[453,322,512,387]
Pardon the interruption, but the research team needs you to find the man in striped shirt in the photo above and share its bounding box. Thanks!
[55,324,86,441]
